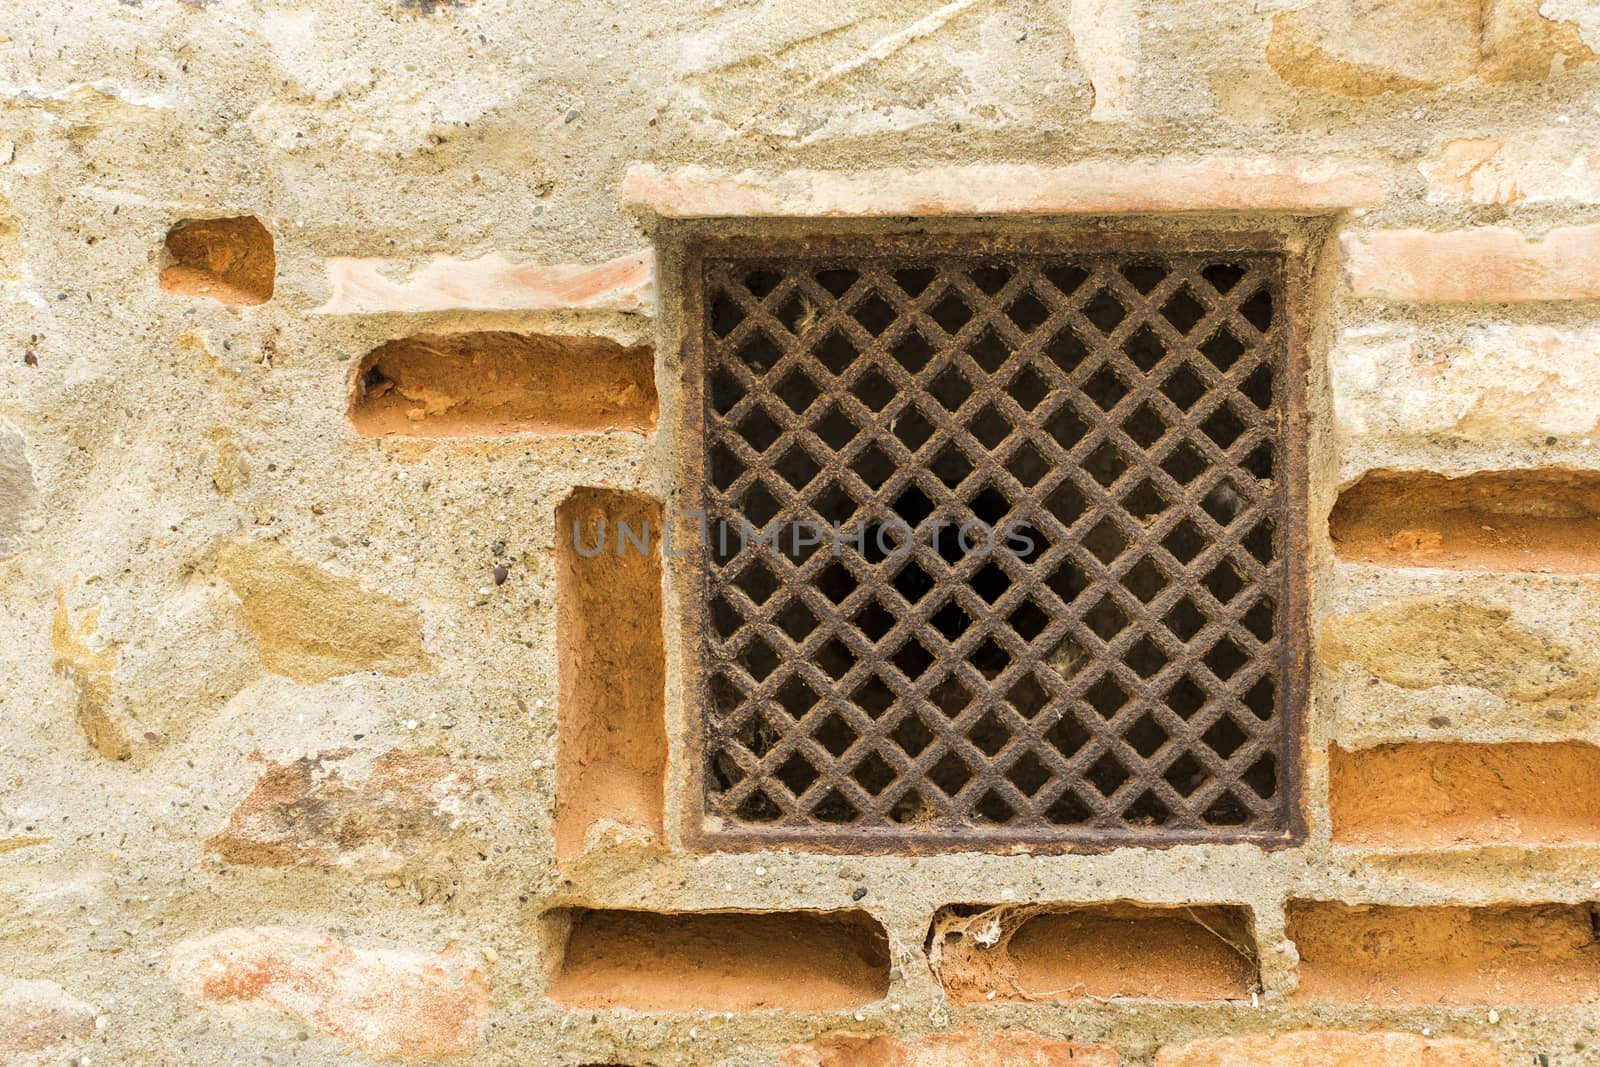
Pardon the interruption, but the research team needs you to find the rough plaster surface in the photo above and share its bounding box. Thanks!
[0,0,1598,1064]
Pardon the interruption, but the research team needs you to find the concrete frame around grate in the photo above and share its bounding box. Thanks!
[676,232,1311,852]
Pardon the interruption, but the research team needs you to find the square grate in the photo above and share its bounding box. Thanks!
[684,235,1305,850]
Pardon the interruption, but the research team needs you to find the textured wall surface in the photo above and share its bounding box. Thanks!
[2,1,1600,1064]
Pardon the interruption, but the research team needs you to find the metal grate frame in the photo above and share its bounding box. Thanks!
[677,232,1309,852]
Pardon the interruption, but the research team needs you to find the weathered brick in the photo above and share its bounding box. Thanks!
[1329,740,1600,846]
[0,976,97,1059]
[548,909,888,1012]
[317,250,653,314]
[1421,137,1600,204]
[782,1030,1119,1067]
[1156,1030,1504,1067]
[929,903,1255,1004]
[169,928,489,1061]
[1330,324,1600,442]
[622,159,1382,218]
[350,332,657,439]
[1288,901,1600,1004]
[160,216,275,306]
[1343,225,1600,302]
[206,749,477,871]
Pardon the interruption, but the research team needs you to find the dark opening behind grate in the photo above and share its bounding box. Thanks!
[684,235,1305,850]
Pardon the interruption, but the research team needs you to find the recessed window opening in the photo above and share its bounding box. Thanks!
[688,235,1302,849]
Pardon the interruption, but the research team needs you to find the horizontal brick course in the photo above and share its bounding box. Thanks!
[622,159,1383,217]
[1287,901,1600,1005]
[1329,741,1600,846]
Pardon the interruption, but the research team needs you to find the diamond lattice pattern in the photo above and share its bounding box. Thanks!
[697,243,1294,847]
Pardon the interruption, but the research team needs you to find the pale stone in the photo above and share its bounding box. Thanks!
[1157,1030,1505,1067]
[169,928,489,1062]
[1343,224,1600,301]
[316,250,653,314]
[1268,0,1481,96]
[622,159,1384,218]
[1322,568,1600,747]
[1267,0,1594,97]
[1421,136,1600,204]
[0,976,97,1059]
[1330,324,1600,441]
[214,540,430,684]
[0,417,35,560]
[50,585,128,761]
[1321,598,1600,704]
[47,574,258,758]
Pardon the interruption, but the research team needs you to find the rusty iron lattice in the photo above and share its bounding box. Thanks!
[681,234,1307,851]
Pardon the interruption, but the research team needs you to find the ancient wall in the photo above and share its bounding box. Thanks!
[2,1,1600,1064]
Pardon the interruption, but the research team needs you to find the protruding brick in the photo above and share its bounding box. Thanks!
[0,976,97,1059]
[317,250,653,314]
[169,928,489,1061]
[206,749,477,872]
[1344,225,1600,302]
[1156,1030,1505,1067]
[622,159,1382,218]
[782,1029,1119,1067]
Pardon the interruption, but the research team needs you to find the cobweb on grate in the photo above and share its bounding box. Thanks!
[696,244,1293,847]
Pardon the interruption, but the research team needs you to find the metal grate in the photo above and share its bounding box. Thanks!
[684,235,1304,850]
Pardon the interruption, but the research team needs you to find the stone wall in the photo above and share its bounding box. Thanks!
[2,1,1600,1064]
